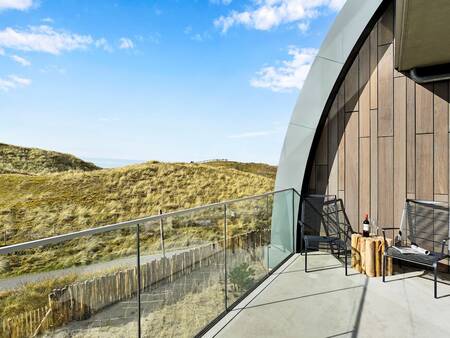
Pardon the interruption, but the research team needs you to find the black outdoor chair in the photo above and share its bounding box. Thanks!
[300,194,353,276]
[382,199,450,298]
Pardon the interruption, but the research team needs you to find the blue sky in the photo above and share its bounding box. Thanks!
[0,0,344,166]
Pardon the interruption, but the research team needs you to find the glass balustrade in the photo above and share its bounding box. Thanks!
[0,188,299,338]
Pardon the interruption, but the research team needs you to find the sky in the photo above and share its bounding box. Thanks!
[0,0,345,167]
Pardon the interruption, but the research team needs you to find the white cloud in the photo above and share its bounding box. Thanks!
[0,47,4,55]
[119,37,134,49]
[42,17,54,23]
[0,25,94,54]
[228,129,280,139]
[214,0,346,33]
[0,74,31,92]
[297,21,310,33]
[95,38,113,52]
[329,0,346,11]
[250,46,317,92]
[135,33,160,45]
[10,54,31,66]
[0,0,33,11]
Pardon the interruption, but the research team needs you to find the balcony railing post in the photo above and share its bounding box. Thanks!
[136,224,142,338]
[292,189,295,253]
[223,203,228,311]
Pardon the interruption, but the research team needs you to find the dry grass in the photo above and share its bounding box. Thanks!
[0,143,99,175]
[204,160,277,179]
[0,275,78,318]
[0,161,274,246]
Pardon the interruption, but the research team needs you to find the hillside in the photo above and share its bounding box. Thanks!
[0,143,99,175]
[0,161,275,246]
[204,160,277,179]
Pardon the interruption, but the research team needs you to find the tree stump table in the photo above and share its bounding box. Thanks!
[351,234,393,277]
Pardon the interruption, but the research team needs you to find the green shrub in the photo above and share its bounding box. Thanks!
[229,262,255,291]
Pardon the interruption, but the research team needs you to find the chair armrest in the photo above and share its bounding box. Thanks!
[381,229,388,249]
[381,228,400,253]
[298,219,305,233]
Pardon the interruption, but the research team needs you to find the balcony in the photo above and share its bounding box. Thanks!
[206,252,450,338]
[2,190,450,338]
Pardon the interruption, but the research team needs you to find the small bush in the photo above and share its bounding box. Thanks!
[229,262,255,292]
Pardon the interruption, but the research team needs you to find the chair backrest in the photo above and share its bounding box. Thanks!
[301,195,342,239]
[403,200,449,253]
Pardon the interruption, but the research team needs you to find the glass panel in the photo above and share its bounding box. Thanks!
[139,206,226,338]
[269,190,295,268]
[0,227,138,338]
[225,193,275,306]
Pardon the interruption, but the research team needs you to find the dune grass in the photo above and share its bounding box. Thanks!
[0,161,274,247]
[204,160,277,179]
[0,143,99,175]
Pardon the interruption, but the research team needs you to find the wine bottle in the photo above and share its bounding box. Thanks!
[362,214,370,237]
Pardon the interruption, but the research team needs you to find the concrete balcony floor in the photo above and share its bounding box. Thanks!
[205,252,450,338]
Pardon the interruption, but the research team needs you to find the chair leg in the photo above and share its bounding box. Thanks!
[382,255,386,282]
[344,246,348,276]
[434,263,438,299]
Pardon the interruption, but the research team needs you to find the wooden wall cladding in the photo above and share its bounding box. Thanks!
[307,3,450,231]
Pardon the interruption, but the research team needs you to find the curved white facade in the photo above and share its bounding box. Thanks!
[275,0,384,193]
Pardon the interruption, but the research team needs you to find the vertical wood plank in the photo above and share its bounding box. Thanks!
[393,34,405,78]
[434,81,449,195]
[370,24,378,110]
[394,77,407,227]
[378,44,394,136]
[308,163,316,192]
[316,165,328,195]
[359,137,370,226]
[359,37,370,137]
[434,194,449,203]
[370,109,378,224]
[378,137,394,227]
[328,98,339,196]
[416,83,434,134]
[378,3,393,46]
[406,77,416,194]
[345,112,359,228]
[345,57,359,112]
[316,120,328,165]
[338,86,346,191]
[416,134,434,200]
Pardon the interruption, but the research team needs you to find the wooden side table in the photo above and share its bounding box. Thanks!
[351,234,393,277]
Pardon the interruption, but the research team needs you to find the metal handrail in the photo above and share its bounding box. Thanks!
[0,187,300,255]
[406,198,449,207]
